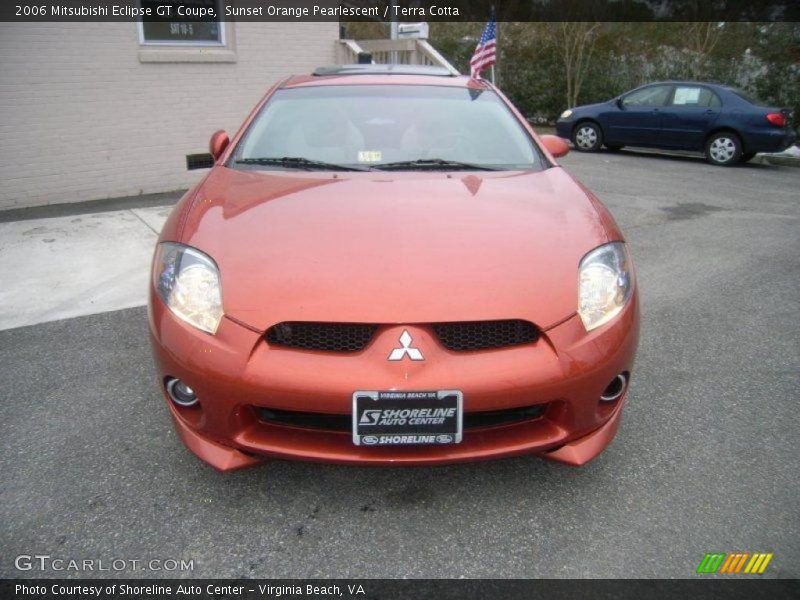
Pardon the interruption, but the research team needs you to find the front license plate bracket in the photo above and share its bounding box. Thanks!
[352,390,463,446]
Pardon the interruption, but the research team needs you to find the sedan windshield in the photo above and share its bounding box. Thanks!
[233,85,544,171]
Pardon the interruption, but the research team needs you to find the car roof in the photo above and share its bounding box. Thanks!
[642,80,729,89]
[281,64,488,90]
[313,64,456,77]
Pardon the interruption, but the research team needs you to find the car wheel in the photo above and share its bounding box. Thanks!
[706,132,742,166]
[572,122,603,152]
[741,152,756,163]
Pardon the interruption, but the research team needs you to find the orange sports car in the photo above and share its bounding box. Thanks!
[148,65,639,471]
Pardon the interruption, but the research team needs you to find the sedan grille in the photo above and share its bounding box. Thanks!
[265,319,539,353]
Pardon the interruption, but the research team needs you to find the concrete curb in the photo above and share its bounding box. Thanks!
[0,189,185,223]
[753,154,800,168]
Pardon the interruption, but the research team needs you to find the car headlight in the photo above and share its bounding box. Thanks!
[578,242,633,332]
[560,109,573,119]
[152,242,223,334]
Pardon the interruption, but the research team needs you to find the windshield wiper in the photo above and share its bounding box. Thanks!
[235,157,368,171]
[373,158,499,171]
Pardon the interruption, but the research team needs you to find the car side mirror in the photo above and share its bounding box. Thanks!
[210,130,230,160]
[540,134,570,158]
[616,97,624,109]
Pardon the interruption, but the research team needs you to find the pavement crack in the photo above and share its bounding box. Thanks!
[128,209,159,235]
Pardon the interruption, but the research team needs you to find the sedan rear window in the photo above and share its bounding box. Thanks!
[233,85,544,171]
[671,86,722,108]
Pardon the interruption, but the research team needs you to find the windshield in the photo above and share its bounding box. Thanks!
[233,85,545,171]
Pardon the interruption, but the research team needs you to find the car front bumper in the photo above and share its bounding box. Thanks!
[148,291,640,471]
[555,120,573,140]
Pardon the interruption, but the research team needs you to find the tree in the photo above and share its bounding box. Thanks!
[685,22,724,78]
[555,22,600,108]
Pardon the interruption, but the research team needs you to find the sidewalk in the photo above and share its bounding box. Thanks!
[754,144,800,167]
[0,194,180,331]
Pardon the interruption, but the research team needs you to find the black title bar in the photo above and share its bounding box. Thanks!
[3,579,800,600]
[2,0,799,22]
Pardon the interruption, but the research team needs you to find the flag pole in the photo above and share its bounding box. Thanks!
[492,5,497,85]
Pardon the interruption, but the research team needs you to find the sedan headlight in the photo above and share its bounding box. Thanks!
[153,243,223,334]
[560,109,573,119]
[578,242,633,332]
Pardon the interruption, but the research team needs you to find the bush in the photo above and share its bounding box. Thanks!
[342,22,800,127]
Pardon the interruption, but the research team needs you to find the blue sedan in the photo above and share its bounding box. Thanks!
[556,81,796,165]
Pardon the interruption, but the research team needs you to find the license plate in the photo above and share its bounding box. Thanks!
[352,390,463,446]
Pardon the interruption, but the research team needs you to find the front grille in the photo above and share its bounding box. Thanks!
[255,403,547,432]
[256,408,350,431]
[266,322,379,352]
[265,319,539,353]
[463,404,546,428]
[433,320,539,351]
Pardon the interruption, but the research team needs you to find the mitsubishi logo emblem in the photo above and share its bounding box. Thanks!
[388,329,424,361]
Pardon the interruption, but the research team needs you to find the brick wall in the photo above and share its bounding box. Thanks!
[0,22,338,209]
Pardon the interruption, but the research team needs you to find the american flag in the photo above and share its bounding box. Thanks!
[470,14,497,79]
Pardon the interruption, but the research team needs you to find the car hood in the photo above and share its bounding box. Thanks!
[179,166,615,332]
[572,100,613,114]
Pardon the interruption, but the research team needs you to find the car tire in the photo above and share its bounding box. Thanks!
[572,122,603,152]
[740,152,757,163]
[705,132,742,166]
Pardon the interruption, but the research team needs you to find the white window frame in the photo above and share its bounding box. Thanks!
[137,1,236,64]
[137,20,226,47]
[137,0,226,46]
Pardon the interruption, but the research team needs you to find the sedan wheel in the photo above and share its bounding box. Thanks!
[706,133,742,166]
[573,123,602,152]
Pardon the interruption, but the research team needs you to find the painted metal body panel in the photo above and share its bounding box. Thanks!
[149,73,640,470]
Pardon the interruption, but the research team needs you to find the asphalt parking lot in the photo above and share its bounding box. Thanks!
[1,150,798,579]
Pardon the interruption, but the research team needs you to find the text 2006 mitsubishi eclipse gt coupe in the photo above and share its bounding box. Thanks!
[148,65,640,471]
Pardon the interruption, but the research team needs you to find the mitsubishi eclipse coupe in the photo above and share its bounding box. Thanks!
[148,65,640,471]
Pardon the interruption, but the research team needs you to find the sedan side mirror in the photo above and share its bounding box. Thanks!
[540,134,570,158]
[616,97,624,109]
[209,130,230,160]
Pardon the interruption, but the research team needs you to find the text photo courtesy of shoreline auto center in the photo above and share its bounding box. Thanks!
[0,0,798,598]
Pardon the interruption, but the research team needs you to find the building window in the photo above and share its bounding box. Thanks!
[137,0,236,63]
[138,0,224,46]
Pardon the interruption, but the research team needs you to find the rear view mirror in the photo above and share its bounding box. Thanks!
[616,97,624,108]
[540,134,570,158]
[210,130,230,160]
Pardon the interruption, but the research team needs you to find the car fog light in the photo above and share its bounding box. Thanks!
[166,378,198,407]
[600,373,628,402]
